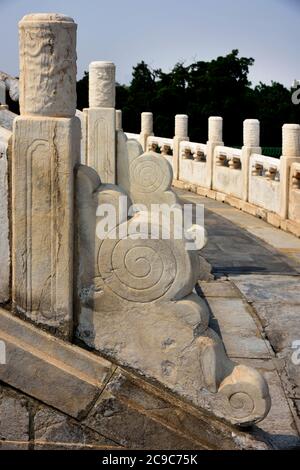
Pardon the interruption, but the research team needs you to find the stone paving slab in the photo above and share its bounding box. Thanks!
[246,227,300,251]
[230,275,300,403]
[198,281,240,298]
[238,359,300,450]
[177,189,300,275]
[0,307,115,419]
[203,212,298,275]
[179,188,300,448]
[232,275,300,304]
[203,296,271,359]
[244,301,300,354]
[199,281,300,449]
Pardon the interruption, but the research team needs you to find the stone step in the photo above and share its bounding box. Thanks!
[0,307,269,450]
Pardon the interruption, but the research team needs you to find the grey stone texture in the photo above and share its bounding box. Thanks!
[0,313,271,450]
[75,164,271,428]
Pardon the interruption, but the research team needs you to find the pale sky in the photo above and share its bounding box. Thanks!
[0,0,299,87]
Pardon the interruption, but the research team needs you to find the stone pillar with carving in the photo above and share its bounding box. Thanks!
[84,61,116,183]
[207,117,223,189]
[173,114,189,180]
[116,109,122,131]
[139,112,153,152]
[242,119,261,201]
[12,14,80,338]
[280,124,300,219]
[0,81,5,105]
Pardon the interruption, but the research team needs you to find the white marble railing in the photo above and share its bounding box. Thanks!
[179,141,208,188]
[1,100,300,236]
[249,154,281,214]
[123,113,300,236]
[213,146,243,199]
[289,162,300,223]
[146,136,174,167]
[125,132,140,141]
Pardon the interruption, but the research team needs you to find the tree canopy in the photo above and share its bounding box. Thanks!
[77,50,299,147]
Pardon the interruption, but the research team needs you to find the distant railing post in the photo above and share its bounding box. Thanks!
[0,81,5,105]
[173,114,189,180]
[84,61,116,183]
[140,112,153,151]
[207,117,223,189]
[280,124,300,219]
[116,109,123,131]
[242,119,261,201]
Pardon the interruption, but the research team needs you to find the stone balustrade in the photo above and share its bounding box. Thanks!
[213,146,243,199]
[125,131,140,140]
[249,154,281,214]
[125,113,300,237]
[0,11,293,445]
[179,141,208,188]
[144,136,174,166]
[289,162,300,223]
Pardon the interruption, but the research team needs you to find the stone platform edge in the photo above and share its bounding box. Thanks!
[173,179,300,238]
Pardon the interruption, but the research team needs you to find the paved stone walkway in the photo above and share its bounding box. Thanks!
[176,188,300,449]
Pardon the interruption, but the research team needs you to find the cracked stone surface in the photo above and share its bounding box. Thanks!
[183,188,300,448]
[0,386,29,443]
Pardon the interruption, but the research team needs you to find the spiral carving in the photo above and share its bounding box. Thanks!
[226,392,255,420]
[129,153,172,195]
[218,365,271,426]
[98,226,177,302]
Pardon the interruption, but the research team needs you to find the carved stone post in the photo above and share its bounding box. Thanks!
[84,61,116,183]
[207,117,223,189]
[0,127,11,304]
[12,14,80,338]
[76,109,87,164]
[139,112,153,152]
[116,109,122,131]
[280,124,300,219]
[0,81,5,105]
[242,119,261,201]
[173,114,189,180]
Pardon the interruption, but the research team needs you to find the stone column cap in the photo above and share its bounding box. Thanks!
[90,61,115,68]
[283,123,300,130]
[244,118,260,124]
[19,13,75,23]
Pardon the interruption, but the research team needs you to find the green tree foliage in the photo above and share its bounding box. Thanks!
[76,50,300,147]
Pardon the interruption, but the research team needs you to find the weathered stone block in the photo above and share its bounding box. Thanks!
[224,195,242,210]
[239,200,257,216]
[19,14,77,117]
[0,126,11,304]
[12,116,80,337]
[0,385,29,442]
[196,186,210,197]
[34,405,118,448]
[85,368,267,450]
[84,107,116,184]
[267,212,282,228]
[286,219,300,238]
[0,307,114,419]
[216,191,226,203]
